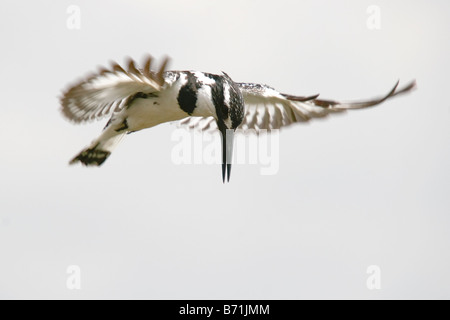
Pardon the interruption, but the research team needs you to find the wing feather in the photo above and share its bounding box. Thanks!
[61,56,170,123]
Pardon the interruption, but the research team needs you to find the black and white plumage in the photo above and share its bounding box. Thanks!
[61,55,416,182]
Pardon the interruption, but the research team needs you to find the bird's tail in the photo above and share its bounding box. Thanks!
[69,132,125,166]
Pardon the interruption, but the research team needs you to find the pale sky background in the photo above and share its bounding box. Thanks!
[1,0,449,299]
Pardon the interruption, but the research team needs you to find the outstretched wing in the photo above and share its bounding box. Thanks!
[237,80,416,131]
[60,55,170,123]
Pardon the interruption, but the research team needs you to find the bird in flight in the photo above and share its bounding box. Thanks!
[61,55,415,182]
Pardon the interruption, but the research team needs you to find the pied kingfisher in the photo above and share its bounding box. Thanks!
[60,55,416,182]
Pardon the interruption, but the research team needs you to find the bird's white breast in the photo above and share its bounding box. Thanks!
[123,71,218,131]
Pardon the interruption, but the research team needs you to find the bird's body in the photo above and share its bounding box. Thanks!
[61,55,415,182]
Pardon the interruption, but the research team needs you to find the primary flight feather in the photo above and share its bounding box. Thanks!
[60,55,416,182]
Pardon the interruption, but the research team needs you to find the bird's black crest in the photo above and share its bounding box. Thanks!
[207,73,244,130]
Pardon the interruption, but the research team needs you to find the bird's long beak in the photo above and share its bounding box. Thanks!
[221,129,234,183]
